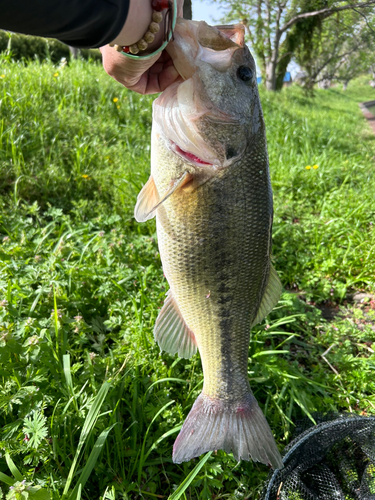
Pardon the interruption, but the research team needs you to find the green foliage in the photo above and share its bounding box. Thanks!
[261,85,375,299]
[0,59,374,498]
[214,0,375,90]
[293,9,375,90]
[0,31,101,64]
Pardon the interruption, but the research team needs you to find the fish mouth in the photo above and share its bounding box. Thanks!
[166,19,244,80]
[153,81,223,169]
[171,142,212,167]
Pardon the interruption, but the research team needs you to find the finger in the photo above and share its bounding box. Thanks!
[177,0,184,17]
[158,65,182,91]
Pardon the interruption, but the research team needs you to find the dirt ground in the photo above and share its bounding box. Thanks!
[359,101,375,134]
[317,292,375,332]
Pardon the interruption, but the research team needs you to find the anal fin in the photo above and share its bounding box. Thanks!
[252,264,282,326]
[154,290,197,359]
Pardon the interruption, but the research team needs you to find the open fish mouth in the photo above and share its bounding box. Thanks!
[171,142,213,167]
[153,80,223,168]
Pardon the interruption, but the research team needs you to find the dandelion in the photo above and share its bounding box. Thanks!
[305,165,311,170]
[0,74,5,79]
[113,97,119,103]
[117,105,120,109]
[313,164,319,169]
[53,72,59,77]
[81,174,90,179]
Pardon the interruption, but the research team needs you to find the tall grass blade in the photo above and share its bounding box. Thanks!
[68,424,116,500]
[0,471,15,486]
[62,380,111,498]
[143,425,182,464]
[63,354,78,413]
[5,453,23,481]
[137,400,175,483]
[168,452,213,500]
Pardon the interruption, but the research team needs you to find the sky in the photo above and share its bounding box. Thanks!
[191,0,220,23]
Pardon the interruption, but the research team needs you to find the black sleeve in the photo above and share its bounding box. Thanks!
[0,0,130,48]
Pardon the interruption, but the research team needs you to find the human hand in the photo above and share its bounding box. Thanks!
[101,0,184,95]
[100,45,182,94]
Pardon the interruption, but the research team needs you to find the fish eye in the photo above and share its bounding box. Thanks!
[237,66,253,82]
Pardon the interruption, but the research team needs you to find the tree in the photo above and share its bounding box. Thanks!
[214,0,375,90]
[294,9,375,90]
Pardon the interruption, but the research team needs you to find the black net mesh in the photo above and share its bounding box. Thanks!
[262,413,375,500]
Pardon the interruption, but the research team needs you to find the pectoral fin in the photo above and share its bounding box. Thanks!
[134,172,191,223]
[252,264,282,326]
[154,290,197,359]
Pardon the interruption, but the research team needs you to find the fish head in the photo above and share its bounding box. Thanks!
[153,19,264,171]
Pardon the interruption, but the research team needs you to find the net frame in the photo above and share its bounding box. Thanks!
[262,413,375,500]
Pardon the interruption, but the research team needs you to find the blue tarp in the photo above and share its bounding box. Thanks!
[257,72,292,84]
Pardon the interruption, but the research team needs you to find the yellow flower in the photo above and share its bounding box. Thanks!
[117,105,120,109]
[305,165,311,170]
[0,75,5,79]
[81,174,90,179]
[113,97,119,103]
[313,165,319,169]
[53,72,59,77]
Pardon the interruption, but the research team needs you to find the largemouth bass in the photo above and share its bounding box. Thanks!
[134,19,283,469]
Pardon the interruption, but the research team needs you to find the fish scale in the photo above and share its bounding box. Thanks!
[135,19,284,469]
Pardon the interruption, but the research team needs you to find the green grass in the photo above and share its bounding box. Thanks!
[0,57,375,499]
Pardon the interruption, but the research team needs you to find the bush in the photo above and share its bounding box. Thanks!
[0,30,101,63]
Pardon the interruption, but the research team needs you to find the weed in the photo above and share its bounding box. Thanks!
[0,59,374,498]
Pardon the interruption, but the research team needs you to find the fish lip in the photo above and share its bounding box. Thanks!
[170,141,214,168]
[167,140,242,171]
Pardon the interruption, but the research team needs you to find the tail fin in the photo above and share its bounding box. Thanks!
[172,393,283,469]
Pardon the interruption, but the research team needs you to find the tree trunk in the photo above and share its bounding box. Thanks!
[343,81,348,90]
[265,62,276,90]
[265,40,280,91]
[183,0,192,20]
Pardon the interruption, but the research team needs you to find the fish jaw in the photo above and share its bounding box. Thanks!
[166,19,243,80]
[152,79,224,169]
[153,19,263,172]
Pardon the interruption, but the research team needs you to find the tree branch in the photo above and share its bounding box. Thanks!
[280,0,375,34]
[277,51,294,64]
